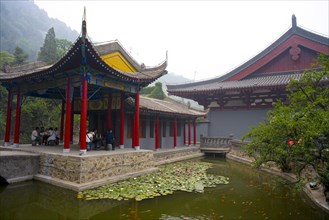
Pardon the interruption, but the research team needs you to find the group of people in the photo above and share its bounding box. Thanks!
[31,127,59,146]
[86,128,115,151]
[31,126,115,150]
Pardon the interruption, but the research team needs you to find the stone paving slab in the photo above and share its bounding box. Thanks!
[0,150,39,156]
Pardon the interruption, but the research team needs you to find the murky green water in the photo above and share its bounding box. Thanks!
[0,158,328,220]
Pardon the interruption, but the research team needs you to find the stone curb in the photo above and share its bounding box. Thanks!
[34,167,159,192]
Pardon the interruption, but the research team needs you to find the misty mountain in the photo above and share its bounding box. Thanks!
[155,72,193,85]
[0,1,79,61]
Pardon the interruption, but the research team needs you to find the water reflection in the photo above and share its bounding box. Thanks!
[0,181,124,220]
[0,158,328,220]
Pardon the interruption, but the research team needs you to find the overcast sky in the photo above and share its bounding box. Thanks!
[34,1,329,82]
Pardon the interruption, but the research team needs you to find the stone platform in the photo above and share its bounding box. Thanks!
[0,144,203,191]
[0,150,39,183]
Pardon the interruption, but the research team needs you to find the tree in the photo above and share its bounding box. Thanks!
[0,83,8,137]
[38,27,57,64]
[13,46,28,65]
[56,38,72,59]
[148,82,166,100]
[0,51,14,69]
[242,55,329,183]
[140,86,155,95]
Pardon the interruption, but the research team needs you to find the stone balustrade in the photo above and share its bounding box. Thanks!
[200,135,232,149]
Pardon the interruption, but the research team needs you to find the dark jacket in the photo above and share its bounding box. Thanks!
[106,131,114,144]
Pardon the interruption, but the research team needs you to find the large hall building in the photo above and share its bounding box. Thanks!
[167,15,329,139]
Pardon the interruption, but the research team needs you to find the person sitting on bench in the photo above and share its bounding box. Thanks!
[31,127,41,146]
[47,127,57,145]
[54,127,60,145]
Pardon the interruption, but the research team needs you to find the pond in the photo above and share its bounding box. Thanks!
[0,158,328,220]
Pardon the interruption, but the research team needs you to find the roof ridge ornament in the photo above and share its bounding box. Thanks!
[292,14,297,31]
[81,7,87,66]
[82,6,87,38]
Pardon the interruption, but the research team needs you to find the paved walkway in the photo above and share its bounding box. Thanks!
[0,143,200,157]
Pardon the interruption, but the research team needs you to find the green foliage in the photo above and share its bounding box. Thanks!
[37,28,73,64]
[318,165,329,190]
[0,47,28,69]
[38,27,57,64]
[13,46,28,65]
[77,161,229,201]
[0,51,15,68]
[242,55,329,179]
[56,38,72,59]
[0,83,8,137]
[140,86,155,95]
[148,82,166,100]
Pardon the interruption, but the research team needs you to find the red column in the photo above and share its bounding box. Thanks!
[59,99,65,143]
[119,92,125,149]
[64,79,72,152]
[188,119,191,146]
[107,92,112,129]
[13,88,21,147]
[79,75,88,154]
[4,89,12,146]
[155,115,159,150]
[134,90,140,150]
[193,118,197,145]
[173,117,177,148]
[70,98,74,143]
[183,121,186,145]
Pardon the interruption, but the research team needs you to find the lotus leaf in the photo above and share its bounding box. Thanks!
[77,161,229,201]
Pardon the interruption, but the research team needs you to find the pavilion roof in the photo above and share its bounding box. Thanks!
[0,37,167,87]
[167,15,329,94]
[126,96,206,117]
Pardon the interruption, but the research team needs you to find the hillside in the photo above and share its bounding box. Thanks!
[0,1,79,61]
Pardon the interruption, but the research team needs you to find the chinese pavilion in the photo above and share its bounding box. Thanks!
[0,14,174,154]
[167,15,329,139]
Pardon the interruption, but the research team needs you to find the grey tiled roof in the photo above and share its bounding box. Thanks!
[168,72,303,93]
[126,96,206,116]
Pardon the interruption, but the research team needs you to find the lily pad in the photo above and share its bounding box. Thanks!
[77,161,229,201]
